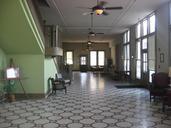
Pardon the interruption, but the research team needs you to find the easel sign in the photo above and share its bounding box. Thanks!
[2,58,28,98]
[5,67,20,80]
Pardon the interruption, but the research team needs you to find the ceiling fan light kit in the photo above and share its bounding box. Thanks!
[95,9,103,15]
[89,31,96,36]
[87,41,92,45]
[81,0,123,16]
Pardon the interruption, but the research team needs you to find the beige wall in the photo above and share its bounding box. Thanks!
[63,42,111,70]
[156,3,170,72]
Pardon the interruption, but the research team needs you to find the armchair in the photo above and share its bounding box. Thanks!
[55,73,71,86]
[149,72,170,102]
[163,89,171,112]
[49,77,67,94]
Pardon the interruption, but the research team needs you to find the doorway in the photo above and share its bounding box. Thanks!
[80,55,88,72]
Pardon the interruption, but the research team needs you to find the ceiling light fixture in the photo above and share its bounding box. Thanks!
[95,6,103,15]
[87,41,92,45]
[95,9,103,15]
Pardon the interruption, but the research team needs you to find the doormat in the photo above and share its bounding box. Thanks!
[115,85,145,89]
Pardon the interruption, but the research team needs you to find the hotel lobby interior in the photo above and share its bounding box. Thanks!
[0,0,171,128]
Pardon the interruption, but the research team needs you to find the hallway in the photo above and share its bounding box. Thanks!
[0,72,171,128]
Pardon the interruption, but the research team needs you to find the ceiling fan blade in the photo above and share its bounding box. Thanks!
[96,33,104,34]
[98,1,107,6]
[76,6,92,9]
[102,11,109,16]
[105,7,123,10]
[82,12,93,16]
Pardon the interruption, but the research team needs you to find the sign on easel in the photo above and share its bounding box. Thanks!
[3,58,28,99]
[5,67,20,80]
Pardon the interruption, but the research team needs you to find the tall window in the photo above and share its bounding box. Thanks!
[66,51,73,65]
[135,13,156,82]
[123,30,130,73]
[90,51,97,66]
[90,51,105,66]
[136,41,141,79]
[98,51,105,66]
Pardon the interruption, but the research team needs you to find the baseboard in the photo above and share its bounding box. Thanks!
[15,93,45,100]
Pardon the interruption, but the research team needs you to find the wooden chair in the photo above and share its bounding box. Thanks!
[49,77,67,94]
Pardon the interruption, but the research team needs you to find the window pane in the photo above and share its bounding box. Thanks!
[90,51,97,66]
[66,51,73,65]
[81,57,86,65]
[127,44,130,59]
[149,70,155,82]
[124,46,127,59]
[136,60,141,79]
[127,60,130,71]
[136,23,141,38]
[143,53,147,72]
[124,60,127,71]
[124,33,127,43]
[142,38,147,49]
[143,53,147,62]
[136,41,141,59]
[150,15,155,33]
[127,30,130,42]
[143,62,148,72]
[143,19,147,36]
[98,51,105,66]
[148,35,155,60]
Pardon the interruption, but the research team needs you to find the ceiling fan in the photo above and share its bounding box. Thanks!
[82,0,123,16]
[88,12,104,36]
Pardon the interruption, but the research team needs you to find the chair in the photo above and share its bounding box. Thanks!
[49,77,67,94]
[55,73,71,86]
[149,72,170,102]
[163,89,171,112]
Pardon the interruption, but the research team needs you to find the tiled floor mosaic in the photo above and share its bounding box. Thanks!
[0,72,171,128]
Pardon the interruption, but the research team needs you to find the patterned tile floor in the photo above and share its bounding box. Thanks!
[0,72,171,128]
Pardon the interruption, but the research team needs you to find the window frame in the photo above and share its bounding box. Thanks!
[135,13,156,82]
[66,51,74,65]
[123,30,131,74]
[90,50,105,67]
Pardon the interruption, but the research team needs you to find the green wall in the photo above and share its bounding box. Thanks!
[44,58,57,94]
[7,55,44,94]
[0,0,59,97]
[0,0,43,54]
[0,48,7,90]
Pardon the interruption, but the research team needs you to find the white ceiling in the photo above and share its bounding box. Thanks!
[39,0,170,43]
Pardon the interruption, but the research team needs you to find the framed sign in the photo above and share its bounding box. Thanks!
[160,53,164,63]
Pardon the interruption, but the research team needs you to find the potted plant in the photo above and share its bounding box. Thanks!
[4,80,16,102]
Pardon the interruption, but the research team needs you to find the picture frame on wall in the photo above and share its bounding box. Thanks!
[160,53,164,63]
